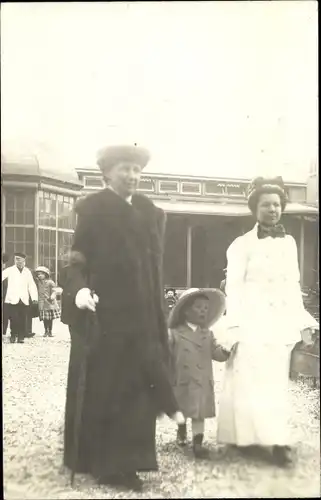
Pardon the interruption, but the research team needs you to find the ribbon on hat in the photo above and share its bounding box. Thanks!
[257,223,286,239]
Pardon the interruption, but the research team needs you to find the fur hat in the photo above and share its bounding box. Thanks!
[247,176,287,213]
[35,266,50,277]
[168,288,226,329]
[96,144,150,176]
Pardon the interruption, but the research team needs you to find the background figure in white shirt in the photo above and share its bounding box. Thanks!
[2,252,10,336]
[2,252,38,344]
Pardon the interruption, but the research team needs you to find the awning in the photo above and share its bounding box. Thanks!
[153,200,318,217]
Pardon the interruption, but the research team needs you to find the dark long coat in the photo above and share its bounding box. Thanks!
[62,188,178,480]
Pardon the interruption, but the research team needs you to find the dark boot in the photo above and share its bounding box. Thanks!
[192,434,210,459]
[44,329,48,337]
[176,424,187,446]
[10,335,17,344]
[272,446,293,468]
[17,336,25,344]
[99,472,143,492]
[48,330,53,337]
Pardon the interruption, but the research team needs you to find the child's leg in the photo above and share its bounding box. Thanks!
[176,419,188,446]
[192,419,209,459]
[47,318,53,336]
[43,319,50,336]
[192,419,205,437]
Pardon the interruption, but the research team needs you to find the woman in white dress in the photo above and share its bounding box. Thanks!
[217,176,318,467]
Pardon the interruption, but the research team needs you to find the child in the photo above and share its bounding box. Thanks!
[35,266,60,337]
[164,287,178,318]
[168,287,229,459]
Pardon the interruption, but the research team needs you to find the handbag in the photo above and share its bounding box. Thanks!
[30,301,39,318]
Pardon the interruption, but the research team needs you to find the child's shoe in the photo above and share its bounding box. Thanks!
[176,424,187,446]
[48,331,53,337]
[193,434,210,459]
[44,330,48,337]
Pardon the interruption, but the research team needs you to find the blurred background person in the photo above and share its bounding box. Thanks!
[164,287,178,319]
[35,266,60,337]
[2,253,10,337]
[2,252,38,344]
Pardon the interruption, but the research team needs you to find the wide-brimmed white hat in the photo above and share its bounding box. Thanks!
[35,266,50,277]
[168,288,226,329]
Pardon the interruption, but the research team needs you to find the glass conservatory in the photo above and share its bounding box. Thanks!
[1,149,82,282]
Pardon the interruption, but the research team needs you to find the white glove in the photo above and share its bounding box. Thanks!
[75,288,99,312]
[216,325,240,352]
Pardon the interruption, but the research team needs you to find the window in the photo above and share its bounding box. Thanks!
[38,228,57,276]
[225,183,247,197]
[287,186,306,203]
[138,179,155,192]
[5,191,35,225]
[5,226,35,268]
[159,181,179,193]
[4,190,35,267]
[37,190,77,281]
[39,191,57,227]
[57,195,76,230]
[205,182,226,195]
[181,182,201,195]
[57,232,74,276]
[83,176,104,188]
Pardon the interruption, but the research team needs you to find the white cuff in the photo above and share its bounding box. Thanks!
[301,309,319,331]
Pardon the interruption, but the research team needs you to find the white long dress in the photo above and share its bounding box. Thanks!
[217,224,318,446]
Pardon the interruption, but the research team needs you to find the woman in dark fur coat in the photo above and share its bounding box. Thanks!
[62,144,184,492]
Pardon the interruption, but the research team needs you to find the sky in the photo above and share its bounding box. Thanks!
[1,1,318,181]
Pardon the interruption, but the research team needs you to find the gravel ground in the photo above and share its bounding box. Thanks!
[3,319,320,499]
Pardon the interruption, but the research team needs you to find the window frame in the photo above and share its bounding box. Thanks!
[83,175,105,189]
[158,180,180,194]
[180,181,202,195]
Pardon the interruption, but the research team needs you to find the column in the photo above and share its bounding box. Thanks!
[299,216,305,287]
[2,190,6,250]
[34,191,39,269]
[187,223,192,288]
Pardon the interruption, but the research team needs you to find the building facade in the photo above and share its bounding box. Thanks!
[77,167,319,291]
[1,152,82,282]
[306,161,318,207]
[2,149,318,290]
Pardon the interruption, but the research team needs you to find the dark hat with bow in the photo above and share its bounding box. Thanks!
[247,176,287,212]
[97,144,151,176]
[248,176,286,199]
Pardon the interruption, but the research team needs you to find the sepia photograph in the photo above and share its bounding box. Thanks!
[1,1,319,498]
